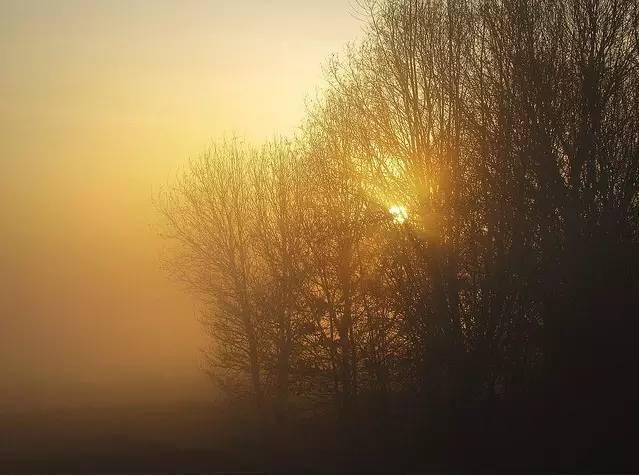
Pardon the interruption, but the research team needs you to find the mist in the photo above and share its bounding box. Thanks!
[2,0,639,473]
[0,0,361,412]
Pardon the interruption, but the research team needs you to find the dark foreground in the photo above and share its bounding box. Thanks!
[1,396,637,474]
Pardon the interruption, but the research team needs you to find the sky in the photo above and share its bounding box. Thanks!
[0,0,363,409]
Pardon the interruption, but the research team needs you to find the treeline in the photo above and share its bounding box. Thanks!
[160,0,639,465]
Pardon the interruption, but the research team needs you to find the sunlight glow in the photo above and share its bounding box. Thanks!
[389,205,408,224]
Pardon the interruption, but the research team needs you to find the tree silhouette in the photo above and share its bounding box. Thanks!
[160,0,639,469]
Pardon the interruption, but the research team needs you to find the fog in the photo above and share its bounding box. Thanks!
[0,0,361,410]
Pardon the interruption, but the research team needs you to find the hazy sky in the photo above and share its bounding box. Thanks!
[0,0,362,408]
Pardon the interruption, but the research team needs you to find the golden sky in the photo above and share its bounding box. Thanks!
[0,0,362,408]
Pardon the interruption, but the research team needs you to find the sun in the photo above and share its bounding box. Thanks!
[388,205,408,224]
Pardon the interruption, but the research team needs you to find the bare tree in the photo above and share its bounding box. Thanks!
[159,140,264,406]
[158,0,639,466]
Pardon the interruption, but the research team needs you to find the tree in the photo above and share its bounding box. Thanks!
[159,140,264,406]
[159,0,639,467]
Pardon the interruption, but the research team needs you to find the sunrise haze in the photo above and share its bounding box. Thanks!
[0,0,362,409]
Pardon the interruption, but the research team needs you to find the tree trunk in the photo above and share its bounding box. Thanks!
[244,314,263,408]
